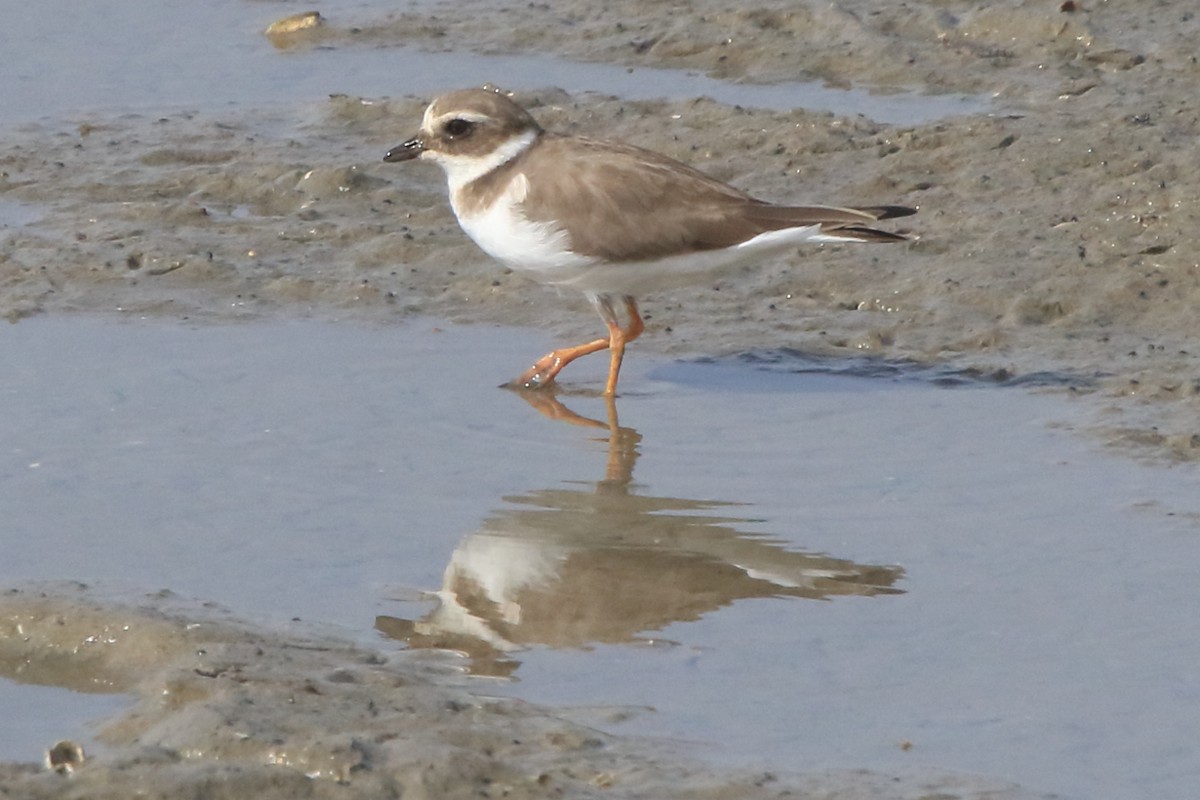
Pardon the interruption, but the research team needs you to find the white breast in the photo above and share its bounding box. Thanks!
[451,171,595,276]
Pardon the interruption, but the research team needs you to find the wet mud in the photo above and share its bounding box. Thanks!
[2,0,1200,795]
[0,585,1050,800]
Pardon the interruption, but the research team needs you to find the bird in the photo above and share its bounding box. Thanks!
[383,87,915,396]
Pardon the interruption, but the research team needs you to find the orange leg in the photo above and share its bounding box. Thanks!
[512,295,644,395]
[602,297,644,397]
[512,336,611,390]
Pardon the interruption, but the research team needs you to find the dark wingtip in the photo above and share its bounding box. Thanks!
[872,205,918,220]
[836,225,911,243]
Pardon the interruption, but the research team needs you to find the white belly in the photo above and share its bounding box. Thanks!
[451,171,595,279]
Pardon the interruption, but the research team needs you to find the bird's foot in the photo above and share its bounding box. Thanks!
[510,353,562,391]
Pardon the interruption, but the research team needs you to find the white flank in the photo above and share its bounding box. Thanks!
[540,224,836,296]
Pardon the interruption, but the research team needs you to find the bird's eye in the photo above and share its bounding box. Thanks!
[443,118,474,137]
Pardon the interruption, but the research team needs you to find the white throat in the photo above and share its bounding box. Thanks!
[426,129,539,193]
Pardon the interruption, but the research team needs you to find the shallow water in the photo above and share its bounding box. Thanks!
[3,1,1199,796]
[3,316,1199,799]
[0,679,125,764]
[0,199,43,230]
[1,0,985,126]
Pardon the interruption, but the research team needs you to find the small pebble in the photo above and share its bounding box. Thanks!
[264,11,323,37]
[46,740,85,774]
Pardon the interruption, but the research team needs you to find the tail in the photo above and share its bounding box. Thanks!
[852,205,918,221]
[822,205,916,243]
[749,203,917,243]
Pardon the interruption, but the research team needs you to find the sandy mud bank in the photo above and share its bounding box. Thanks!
[0,585,1048,799]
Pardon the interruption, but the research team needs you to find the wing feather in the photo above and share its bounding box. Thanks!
[480,133,914,261]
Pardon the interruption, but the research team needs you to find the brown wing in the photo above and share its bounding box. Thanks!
[517,134,914,261]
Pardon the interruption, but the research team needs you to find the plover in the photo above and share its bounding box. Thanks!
[384,87,915,396]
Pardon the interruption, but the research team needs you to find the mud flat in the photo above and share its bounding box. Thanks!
[0,585,1052,799]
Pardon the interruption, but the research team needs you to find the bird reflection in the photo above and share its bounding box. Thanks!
[377,391,903,676]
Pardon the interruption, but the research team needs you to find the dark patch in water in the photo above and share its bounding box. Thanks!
[695,348,1100,390]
